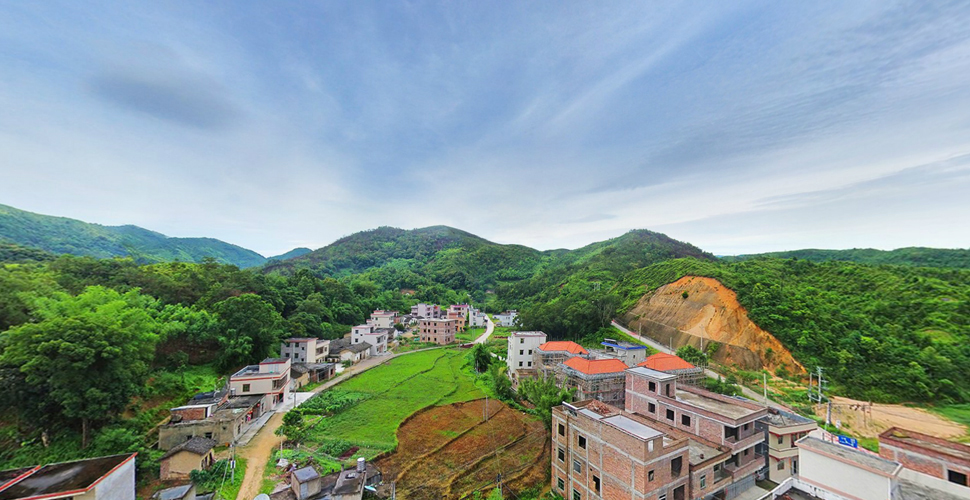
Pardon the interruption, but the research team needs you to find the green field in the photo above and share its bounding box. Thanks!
[456,326,486,342]
[302,349,485,459]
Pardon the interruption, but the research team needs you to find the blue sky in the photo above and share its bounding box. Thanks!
[2,1,969,256]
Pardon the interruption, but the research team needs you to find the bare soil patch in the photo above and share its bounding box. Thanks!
[818,395,967,439]
[376,399,548,500]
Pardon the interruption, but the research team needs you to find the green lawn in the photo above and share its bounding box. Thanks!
[456,327,486,343]
[302,349,485,459]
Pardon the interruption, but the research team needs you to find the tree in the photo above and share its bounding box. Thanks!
[212,294,286,370]
[487,364,514,401]
[470,344,491,372]
[0,286,158,447]
[518,374,575,427]
[676,345,706,365]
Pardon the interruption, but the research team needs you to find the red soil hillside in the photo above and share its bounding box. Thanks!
[622,276,804,374]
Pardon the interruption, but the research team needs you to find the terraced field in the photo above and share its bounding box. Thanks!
[377,399,548,499]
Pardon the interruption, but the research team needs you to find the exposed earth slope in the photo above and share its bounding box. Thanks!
[623,275,803,373]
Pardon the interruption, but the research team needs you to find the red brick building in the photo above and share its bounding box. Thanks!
[418,318,457,345]
[556,357,629,407]
[879,427,970,489]
[535,341,589,378]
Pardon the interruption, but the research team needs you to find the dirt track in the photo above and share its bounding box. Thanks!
[236,412,285,500]
[819,395,967,439]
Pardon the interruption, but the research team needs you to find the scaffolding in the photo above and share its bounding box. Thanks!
[555,364,626,407]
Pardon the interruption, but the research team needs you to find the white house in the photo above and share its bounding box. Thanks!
[280,338,329,364]
[351,325,389,356]
[494,310,518,327]
[366,310,399,330]
[506,331,546,389]
[229,358,291,410]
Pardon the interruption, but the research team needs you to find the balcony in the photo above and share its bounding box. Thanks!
[724,453,765,481]
[723,432,764,453]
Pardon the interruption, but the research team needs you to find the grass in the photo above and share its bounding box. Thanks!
[295,380,327,393]
[928,404,970,442]
[214,457,245,500]
[456,327,486,343]
[302,349,485,459]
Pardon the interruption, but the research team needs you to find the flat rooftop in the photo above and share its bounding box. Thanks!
[687,438,724,465]
[675,389,762,420]
[626,366,677,381]
[797,436,900,475]
[880,427,970,463]
[510,331,546,337]
[0,454,134,500]
[764,409,816,428]
[578,407,662,441]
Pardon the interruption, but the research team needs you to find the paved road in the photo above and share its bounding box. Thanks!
[234,346,442,500]
[611,320,787,409]
[472,315,495,344]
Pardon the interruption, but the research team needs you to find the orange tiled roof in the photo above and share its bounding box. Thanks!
[638,353,696,371]
[563,357,628,375]
[537,341,589,355]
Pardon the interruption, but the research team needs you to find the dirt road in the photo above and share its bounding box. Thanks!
[233,347,443,500]
[819,395,967,439]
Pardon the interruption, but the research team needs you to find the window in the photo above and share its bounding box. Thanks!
[520,338,524,344]
[284,353,289,357]
[743,423,750,430]
[242,384,251,392]
[658,494,666,500]
[671,456,683,477]
[744,448,749,456]
[948,469,968,486]
[593,475,600,493]
[648,470,654,481]
[777,461,784,470]
[528,361,532,367]
[572,490,581,500]
[573,460,582,474]
[777,435,784,444]
[204,432,213,439]
[528,349,533,355]
[520,350,524,355]
[558,423,566,436]
[666,409,675,421]
[681,415,691,426]
[649,381,656,392]
[519,361,523,367]
[648,402,656,413]
[557,478,564,490]
[700,474,706,489]
[578,435,586,449]
[558,448,565,462]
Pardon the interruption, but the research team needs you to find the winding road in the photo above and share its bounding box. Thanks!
[472,315,494,344]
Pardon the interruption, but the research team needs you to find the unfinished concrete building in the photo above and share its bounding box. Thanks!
[638,353,705,386]
[555,357,628,407]
[534,341,589,378]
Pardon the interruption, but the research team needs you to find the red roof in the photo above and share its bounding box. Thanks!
[563,357,628,375]
[537,341,589,355]
[639,353,696,371]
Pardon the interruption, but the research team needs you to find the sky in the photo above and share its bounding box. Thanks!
[2,1,970,257]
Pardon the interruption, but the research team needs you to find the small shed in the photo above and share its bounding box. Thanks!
[160,437,217,480]
[290,466,321,500]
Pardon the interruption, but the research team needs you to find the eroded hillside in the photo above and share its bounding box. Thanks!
[623,276,803,374]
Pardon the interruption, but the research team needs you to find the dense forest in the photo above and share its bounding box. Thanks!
[0,203,269,267]
[723,247,970,269]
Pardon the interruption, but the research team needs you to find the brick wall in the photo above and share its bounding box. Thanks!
[172,406,208,422]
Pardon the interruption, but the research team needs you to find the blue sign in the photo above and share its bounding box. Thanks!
[838,435,858,448]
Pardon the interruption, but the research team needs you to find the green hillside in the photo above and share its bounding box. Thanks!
[0,204,266,268]
[615,257,970,403]
[268,247,312,261]
[723,247,970,269]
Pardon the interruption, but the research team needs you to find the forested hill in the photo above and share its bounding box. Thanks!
[262,226,714,302]
[612,257,970,403]
[0,204,267,268]
[723,247,970,269]
[268,247,312,261]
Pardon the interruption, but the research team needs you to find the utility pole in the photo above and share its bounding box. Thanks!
[816,367,824,404]
[484,396,488,422]
[763,372,768,406]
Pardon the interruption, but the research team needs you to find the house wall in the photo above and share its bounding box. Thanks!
[507,334,546,374]
[418,319,456,345]
[159,415,245,449]
[879,441,970,487]
[81,455,136,500]
[292,372,310,390]
[171,405,211,422]
[798,446,893,500]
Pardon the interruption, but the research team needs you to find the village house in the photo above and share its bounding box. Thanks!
[159,388,263,450]
[418,318,457,345]
[410,303,442,319]
[159,436,216,480]
[274,459,378,500]
[0,453,137,500]
[879,427,970,490]
[795,436,903,500]
[365,310,399,330]
[755,408,816,483]
[534,341,589,378]
[592,339,649,366]
[493,310,518,327]
[229,358,291,411]
[281,338,329,364]
[555,357,629,407]
[151,483,197,500]
[291,466,321,500]
[625,366,768,498]
[290,363,335,390]
[326,338,371,365]
[637,353,705,386]
[552,400,691,500]
[350,324,389,356]
[446,306,467,331]
[506,331,547,389]
[468,308,487,327]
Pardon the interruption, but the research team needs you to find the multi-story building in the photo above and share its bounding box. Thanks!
[418,318,457,345]
[506,331,547,389]
[593,339,649,366]
[556,357,629,407]
[469,308,487,327]
[494,310,518,327]
[879,427,970,489]
[411,303,442,319]
[446,308,467,331]
[159,388,263,449]
[756,408,816,483]
[552,400,691,500]
[351,324,389,356]
[638,353,704,386]
[229,358,291,411]
[625,366,767,498]
[281,338,330,364]
[534,341,589,378]
[366,310,399,330]
[0,453,137,500]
